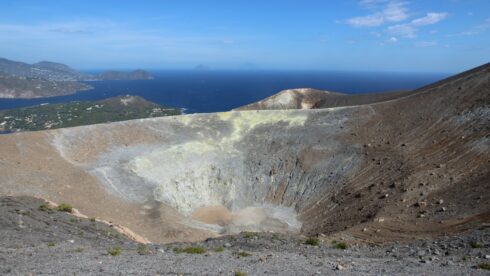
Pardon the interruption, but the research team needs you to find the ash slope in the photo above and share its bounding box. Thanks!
[235,88,415,111]
[2,196,489,275]
[0,63,489,245]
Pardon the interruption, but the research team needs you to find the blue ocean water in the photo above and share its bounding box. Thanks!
[0,70,448,113]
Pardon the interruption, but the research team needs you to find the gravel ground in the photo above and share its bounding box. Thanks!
[1,196,489,275]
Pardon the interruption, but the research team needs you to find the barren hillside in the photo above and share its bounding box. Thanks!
[235,88,415,111]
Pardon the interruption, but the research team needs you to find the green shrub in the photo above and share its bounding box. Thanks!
[173,247,206,254]
[57,203,73,213]
[334,242,348,250]
[235,271,247,276]
[478,262,490,270]
[38,203,52,212]
[47,242,55,247]
[75,247,84,252]
[108,246,122,256]
[235,251,251,257]
[90,217,96,222]
[214,247,224,252]
[137,244,150,255]
[243,232,257,239]
[470,242,484,249]
[304,237,320,246]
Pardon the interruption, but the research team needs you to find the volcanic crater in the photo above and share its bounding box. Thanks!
[0,63,489,244]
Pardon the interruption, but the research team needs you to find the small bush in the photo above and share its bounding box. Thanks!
[90,217,96,222]
[214,247,224,252]
[38,203,52,212]
[173,247,206,254]
[47,242,55,247]
[235,251,251,257]
[57,203,73,213]
[478,262,490,270]
[108,246,122,256]
[243,232,257,239]
[334,242,348,250]
[235,271,247,276]
[75,247,84,252]
[470,242,484,249]
[304,237,320,246]
[137,244,150,255]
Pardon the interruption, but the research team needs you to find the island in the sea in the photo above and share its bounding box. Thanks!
[0,57,154,99]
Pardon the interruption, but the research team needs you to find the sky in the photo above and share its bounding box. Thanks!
[0,0,489,73]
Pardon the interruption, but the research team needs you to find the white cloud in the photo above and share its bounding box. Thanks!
[344,1,448,42]
[386,12,448,38]
[0,20,115,37]
[414,41,438,47]
[383,1,409,22]
[359,0,385,7]
[387,24,416,38]
[0,20,249,48]
[450,18,490,36]
[411,13,448,26]
[346,15,385,27]
[0,20,256,68]
[345,1,408,27]
[387,36,398,43]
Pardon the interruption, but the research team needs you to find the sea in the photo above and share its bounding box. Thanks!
[0,70,449,113]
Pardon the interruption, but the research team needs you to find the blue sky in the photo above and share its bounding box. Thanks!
[0,0,489,72]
